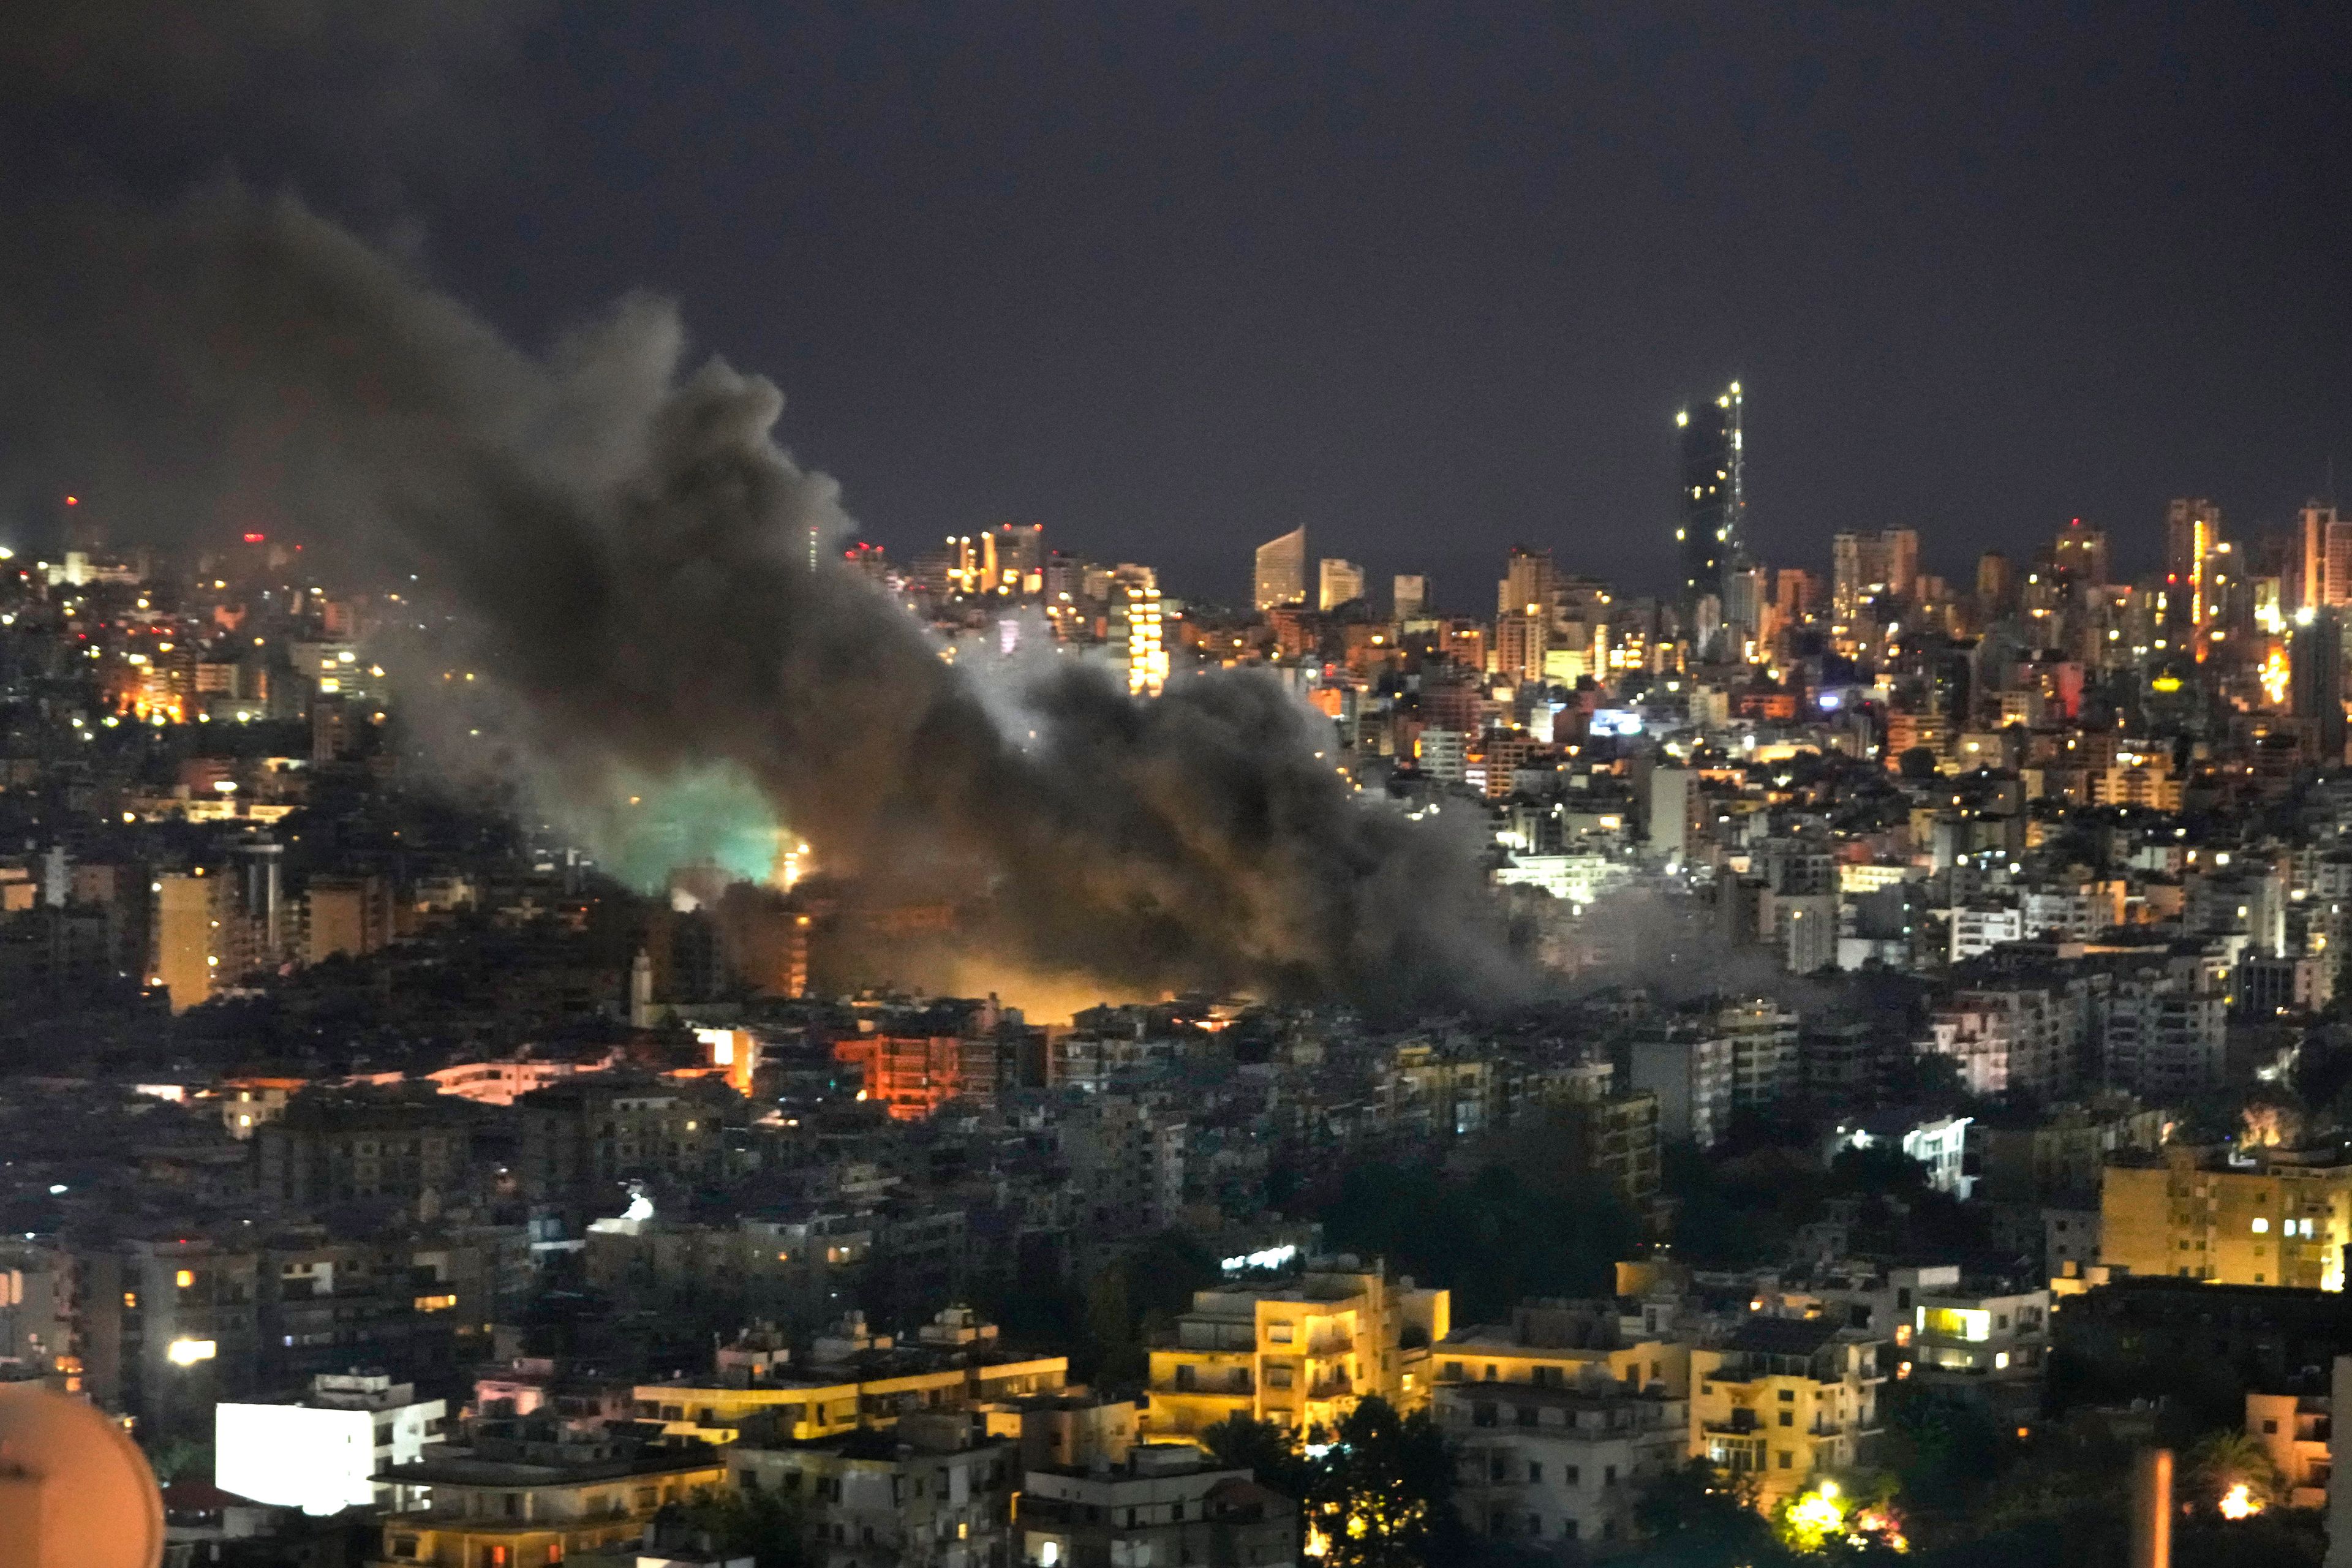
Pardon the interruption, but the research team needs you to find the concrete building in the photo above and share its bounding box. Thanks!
[978,1390,1137,1474]
[1898,1276,2051,1419]
[1060,1095,1187,1238]
[1016,1442,1299,1568]
[635,1309,1066,1446]
[1689,1317,1885,1507]
[151,867,239,1014]
[2100,1145,2352,1289]
[254,1094,478,1209]
[1716,999,1801,1109]
[1826,1113,1973,1197]
[1626,1025,1735,1150]
[1972,1097,2170,1204]
[1144,1265,1448,1439]
[1433,1300,1690,1401]
[1647,767,1697,864]
[723,1410,1012,1568]
[2103,978,2227,1098]
[1441,1377,1687,1555]
[2247,1384,2331,1510]
[368,1420,726,1568]
[216,1371,447,1517]
[514,1077,729,1203]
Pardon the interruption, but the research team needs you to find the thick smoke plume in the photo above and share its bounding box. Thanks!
[2,186,1522,1010]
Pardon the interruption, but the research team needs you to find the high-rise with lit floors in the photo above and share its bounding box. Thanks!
[1392,574,1428,620]
[1676,382,1745,636]
[2300,502,2352,611]
[2164,497,2223,650]
[1317,557,1365,611]
[1253,527,1307,610]
[1108,565,1167,696]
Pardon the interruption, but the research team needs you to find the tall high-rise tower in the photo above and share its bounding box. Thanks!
[1317,558,1366,611]
[2163,497,2222,646]
[1253,527,1308,611]
[1676,382,1746,624]
[2293,605,2346,763]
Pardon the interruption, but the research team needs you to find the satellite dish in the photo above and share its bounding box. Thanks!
[0,1384,165,1568]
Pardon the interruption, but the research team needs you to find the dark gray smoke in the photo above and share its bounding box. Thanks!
[2,186,1523,1009]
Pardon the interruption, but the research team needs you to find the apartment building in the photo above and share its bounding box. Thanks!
[216,1371,447,1517]
[1690,1318,1886,1507]
[514,1077,729,1203]
[2246,1384,2332,1510]
[1144,1265,1449,1438]
[1626,1025,1735,1149]
[1716,998,1801,1109]
[2101,1145,2352,1289]
[368,1420,727,1568]
[1441,1379,1687,1555]
[723,1411,1013,1568]
[635,1308,1066,1446]
[1431,1300,1691,1400]
[1972,1097,2169,1203]
[2103,977,2227,1097]
[1015,1442,1299,1568]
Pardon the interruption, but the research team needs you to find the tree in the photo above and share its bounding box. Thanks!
[2184,1427,2283,1516]
[1300,1397,1460,1567]
[1200,1414,1313,1500]
[671,1487,809,1568]
[1632,1458,1781,1566]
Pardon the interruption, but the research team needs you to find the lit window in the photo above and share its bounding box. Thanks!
[2253,1218,2271,1234]
[175,1270,194,1289]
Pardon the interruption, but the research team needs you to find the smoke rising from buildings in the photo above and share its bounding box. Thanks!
[2,184,1522,1010]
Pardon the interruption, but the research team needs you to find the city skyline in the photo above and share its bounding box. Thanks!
[4,6,2346,610]
[9,9,2352,1565]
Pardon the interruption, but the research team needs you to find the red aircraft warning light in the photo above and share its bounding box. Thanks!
[242,532,266,544]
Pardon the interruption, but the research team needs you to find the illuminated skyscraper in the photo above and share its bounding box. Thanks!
[1392,574,1428,620]
[1317,557,1366,611]
[1253,527,1307,611]
[1831,529,1919,620]
[1108,565,1167,696]
[2164,497,2223,649]
[2051,517,2109,587]
[1497,545,1557,621]
[1676,382,1745,628]
[2299,502,2352,611]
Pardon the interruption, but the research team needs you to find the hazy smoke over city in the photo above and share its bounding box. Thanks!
[1,186,1522,1009]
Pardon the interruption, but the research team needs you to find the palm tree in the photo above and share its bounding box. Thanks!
[2185,1428,2283,1513]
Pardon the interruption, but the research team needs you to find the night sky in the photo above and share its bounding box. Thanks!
[6,2,2349,606]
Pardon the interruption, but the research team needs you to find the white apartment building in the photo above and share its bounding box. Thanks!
[216,1371,447,1515]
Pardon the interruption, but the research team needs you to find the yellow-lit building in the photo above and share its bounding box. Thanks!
[1144,1267,1448,1439]
[2100,1145,2352,1289]
[1689,1317,1885,1507]
[152,869,236,1014]
[368,1427,725,1567]
[1431,1300,1691,1398]
[633,1308,1066,1446]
